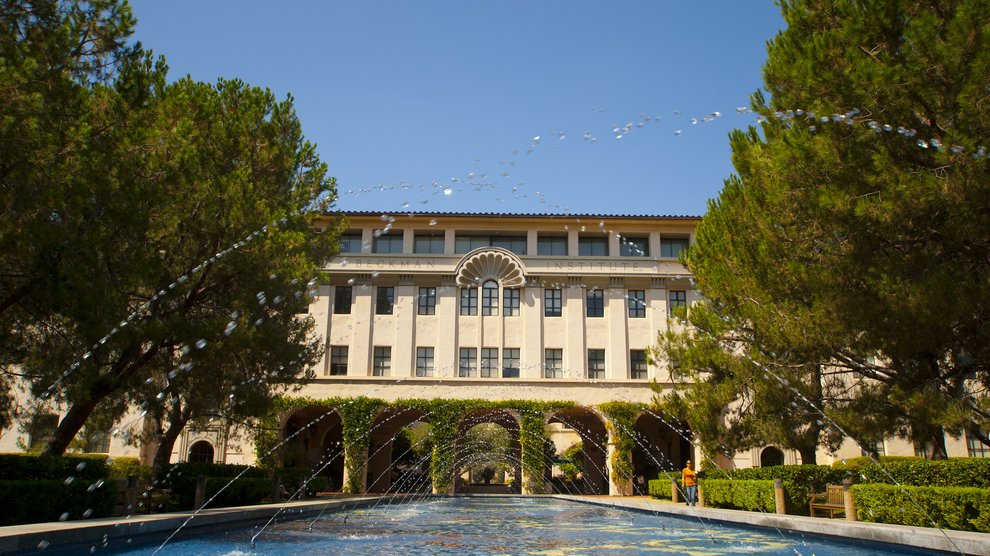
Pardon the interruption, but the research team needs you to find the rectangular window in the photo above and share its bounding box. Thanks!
[544,289,562,317]
[334,286,352,314]
[482,283,499,316]
[418,287,437,315]
[329,346,348,376]
[414,233,445,254]
[660,237,690,258]
[628,290,646,318]
[502,348,520,378]
[588,349,605,379]
[416,347,434,377]
[340,232,362,253]
[28,414,59,449]
[455,235,527,256]
[586,290,604,318]
[668,290,687,316]
[459,347,477,377]
[89,431,111,453]
[460,287,478,316]
[376,287,394,315]
[620,236,648,257]
[966,430,990,458]
[373,346,391,376]
[544,349,563,379]
[503,288,521,316]
[860,440,886,457]
[537,236,568,256]
[630,349,648,380]
[578,236,608,256]
[481,348,499,378]
[373,234,403,253]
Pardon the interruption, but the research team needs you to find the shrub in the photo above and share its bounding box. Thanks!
[280,467,329,498]
[701,479,775,512]
[716,464,845,514]
[108,457,152,481]
[0,479,116,526]
[852,483,990,533]
[834,457,990,488]
[0,453,108,481]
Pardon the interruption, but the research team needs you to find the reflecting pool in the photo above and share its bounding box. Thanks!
[115,497,943,555]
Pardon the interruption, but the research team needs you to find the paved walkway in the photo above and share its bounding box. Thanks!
[555,494,990,556]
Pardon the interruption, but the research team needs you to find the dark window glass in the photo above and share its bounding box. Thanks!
[491,236,527,255]
[418,287,436,315]
[502,348,520,378]
[188,441,215,463]
[459,348,477,377]
[588,349,605,379]
[376,287,394,315]
[966,430,990,458]
[373,347,391,376]
[414,233,444,254]
[482,281,499,316]
[668,290,687,316]
[628,290,646,318]
[455,235,526,255]
[460,287,478,316]
[586,290,604,318]
[660,238,690,258]
[578,236,608,256]
[28,414,58,449]
[537,236,568,256]
[620,236,648,257]
[630,349,648,380]
[373,234,403,253]
[481,348,498,378]
[416,347,434,377]
[334,286,352,314]
[544,349,563,379]
[329,346,348,376]
[544,289,562,317]
[340,233,362,253]
[503,288,521,316]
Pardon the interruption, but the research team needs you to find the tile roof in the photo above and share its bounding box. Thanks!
[331,210,701,220]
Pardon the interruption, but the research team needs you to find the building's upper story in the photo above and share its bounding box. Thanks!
[305,212,701,384]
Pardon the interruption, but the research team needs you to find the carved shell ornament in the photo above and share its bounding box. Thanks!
[455,248,527,287]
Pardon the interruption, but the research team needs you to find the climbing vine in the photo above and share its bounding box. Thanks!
[597,401,645,484]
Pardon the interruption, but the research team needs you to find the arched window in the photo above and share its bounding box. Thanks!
[482,280,499,315]
[188,440,215,463]
[760,446,784,467]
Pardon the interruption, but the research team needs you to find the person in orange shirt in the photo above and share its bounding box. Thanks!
[682,460,698,506]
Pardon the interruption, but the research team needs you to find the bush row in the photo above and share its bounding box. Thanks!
[852,483,990,533]
[834,457,990,488]
[0,453,109,481]
[715,464,845,514]
[700,479,776,512]
[0,479,116,526]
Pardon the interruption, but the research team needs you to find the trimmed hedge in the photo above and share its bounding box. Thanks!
[108,457,152,481]
[700,479,775,512]
[715,464,845,514]
[281,467,329,497]
[852,483,990,533]
[648,477,681,500]
[0,453,109,481]
[834,457,990,488]
[0,479,116,526]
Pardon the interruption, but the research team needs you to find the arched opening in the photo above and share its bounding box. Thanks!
[367,406,432,494]
[187,440,214,463]
[760,446,785,467]
[282,406,345,492]
[455,409,521,494]
[547,407,608,494]
[631,411,692,494]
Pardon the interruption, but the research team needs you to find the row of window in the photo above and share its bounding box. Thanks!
[328,346,651,380]
[333,286,688,317]
[340,231,690,258]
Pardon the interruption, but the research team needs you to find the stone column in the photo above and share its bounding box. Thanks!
[342,445,368,494]
[606,277,628,380]
[606,429,632,496]
[773,478,786,514]
[843,479,857,521]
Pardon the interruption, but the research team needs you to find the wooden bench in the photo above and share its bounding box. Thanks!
[809,484,845,518]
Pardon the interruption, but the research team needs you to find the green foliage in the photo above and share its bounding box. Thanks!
[657,0,990,461]
[338,397,383,493]
[718,464,845,514]
[648,478,679,500]
[852,483,990,533]
[0,453,108,480]
[834,457,990,488]
[700,479,776,512]
[0,480,116,526]
[597,402,643,483]
[107,457,151,481]
[280,468,328,497]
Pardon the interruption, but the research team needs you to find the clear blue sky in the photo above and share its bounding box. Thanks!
[129,1,784,217]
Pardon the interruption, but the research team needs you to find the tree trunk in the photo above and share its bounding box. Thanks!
[40,390,104,457]
[929,427,948,460]
[150,405,190,481]
[798,444,818,465]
